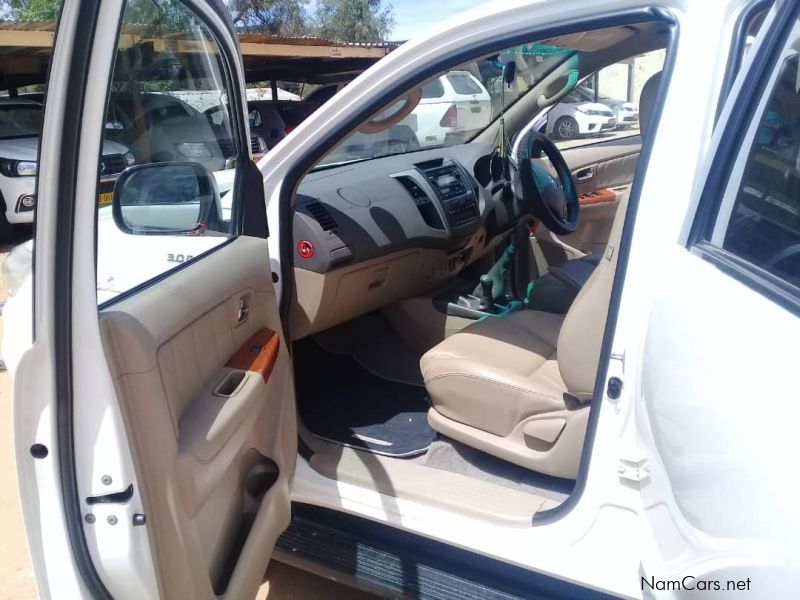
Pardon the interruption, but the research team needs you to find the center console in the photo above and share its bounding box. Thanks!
[393,159,481,237]
[421,162,480,231]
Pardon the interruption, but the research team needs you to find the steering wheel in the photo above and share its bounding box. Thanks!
[517,130,580,235]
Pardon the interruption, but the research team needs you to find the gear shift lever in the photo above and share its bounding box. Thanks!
[478,275,495,313]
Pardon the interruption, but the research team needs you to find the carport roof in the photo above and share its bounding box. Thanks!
[0,20,400,86]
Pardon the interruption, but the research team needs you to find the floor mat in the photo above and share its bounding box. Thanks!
[295,339,435,457]
[313,313,424,386]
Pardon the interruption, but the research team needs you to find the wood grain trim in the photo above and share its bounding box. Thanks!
[579,188,617,206]
[225,329,280,383]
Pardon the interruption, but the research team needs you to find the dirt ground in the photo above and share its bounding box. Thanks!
[0,237,372,599]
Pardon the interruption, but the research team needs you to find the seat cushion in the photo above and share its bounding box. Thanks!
[421,310,568,437]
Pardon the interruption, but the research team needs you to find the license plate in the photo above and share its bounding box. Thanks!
[98,192,112,206]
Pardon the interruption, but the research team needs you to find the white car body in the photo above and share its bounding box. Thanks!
[314,71,492,157]
[545,92,616,139]
[414,71,493,147]
[607,99,639,128]
[0,100,131,231]
[6,0,800,599]
[576,87,640,129]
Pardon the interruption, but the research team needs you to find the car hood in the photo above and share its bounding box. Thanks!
[578,102,614,112]
[605,99,637,110]
[0,136,130,161]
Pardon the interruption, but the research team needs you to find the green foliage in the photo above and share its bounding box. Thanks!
[228,0,309,35]
[313,0,394,42]
[0,0,396,43]
[4,0,61,21]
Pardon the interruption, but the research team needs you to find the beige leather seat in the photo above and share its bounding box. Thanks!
[421,72,662,480]
[422,208,621,479]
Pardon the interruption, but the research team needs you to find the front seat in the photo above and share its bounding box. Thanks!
[420,72,662,479]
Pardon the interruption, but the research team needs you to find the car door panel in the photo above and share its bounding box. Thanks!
[99,236,295,599]
[559,135,641,254]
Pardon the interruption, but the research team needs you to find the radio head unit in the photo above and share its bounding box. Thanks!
[420,162,480,230]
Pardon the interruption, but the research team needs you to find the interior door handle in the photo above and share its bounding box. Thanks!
[575,166,595,182]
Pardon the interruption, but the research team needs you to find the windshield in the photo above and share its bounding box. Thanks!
[317,42,575,168]
[0,104,43,140]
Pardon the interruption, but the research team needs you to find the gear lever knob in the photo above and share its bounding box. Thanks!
[478,275,495,312]
[480,275,494,298]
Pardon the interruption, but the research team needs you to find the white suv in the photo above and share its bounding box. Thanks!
[414,71,493,147]
[0,97,133,241]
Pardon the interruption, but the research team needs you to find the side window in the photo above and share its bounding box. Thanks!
[445,72,483,96]
[545,50,665,149]
[96,0,243,303]
[711,51,800,289]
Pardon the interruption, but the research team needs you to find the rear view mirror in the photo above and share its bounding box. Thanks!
[503,61,517,86]
[112,162,222,235]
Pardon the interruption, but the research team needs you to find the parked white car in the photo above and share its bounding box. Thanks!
[573,86,640,129]
[603,97,639,129]
[311,70,492,159]
[414,70,493,147]
[545,89,616,139]
[0,98,133,241]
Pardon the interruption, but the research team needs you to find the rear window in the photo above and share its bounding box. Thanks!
[421,79,445,98]
[446,72,483,95]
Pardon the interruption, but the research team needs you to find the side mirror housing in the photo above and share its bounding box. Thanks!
[112,162,223,235]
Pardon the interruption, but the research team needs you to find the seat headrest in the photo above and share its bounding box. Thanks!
[638,71,662,137]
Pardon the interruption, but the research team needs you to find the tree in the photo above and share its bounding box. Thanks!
[227,0,309,35]
[313,0,394,42]
[3,0,60,20]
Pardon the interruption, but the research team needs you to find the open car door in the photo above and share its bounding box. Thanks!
[14,0,295,598]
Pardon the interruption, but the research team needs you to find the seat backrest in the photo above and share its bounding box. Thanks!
[257,104,288,149]
[556,71,662,399]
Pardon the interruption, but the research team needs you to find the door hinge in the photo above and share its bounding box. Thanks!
[609,349,625,372]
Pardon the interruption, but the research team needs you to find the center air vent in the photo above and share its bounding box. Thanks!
[395,176,444,230]
[304,200,337,231]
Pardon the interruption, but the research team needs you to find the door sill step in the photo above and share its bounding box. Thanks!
[274,503,613,600]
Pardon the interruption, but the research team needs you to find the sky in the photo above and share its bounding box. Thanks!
[391,0,490,41]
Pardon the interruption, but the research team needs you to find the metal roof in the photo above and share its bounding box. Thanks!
[0,20,400,49]
[0,19,399,86]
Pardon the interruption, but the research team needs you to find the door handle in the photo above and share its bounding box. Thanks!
[575,166,595,182]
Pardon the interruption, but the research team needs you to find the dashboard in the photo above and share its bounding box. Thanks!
[289,144,530,338]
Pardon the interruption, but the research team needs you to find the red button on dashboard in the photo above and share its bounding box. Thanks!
[297,240,315,259]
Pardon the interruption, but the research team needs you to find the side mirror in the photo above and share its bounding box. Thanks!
[112,162,221,235]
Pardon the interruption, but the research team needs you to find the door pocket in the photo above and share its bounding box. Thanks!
[214,371,249,397]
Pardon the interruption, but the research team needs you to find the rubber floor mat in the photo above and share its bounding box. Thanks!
[295,338,435,457]
[313,313,424,386]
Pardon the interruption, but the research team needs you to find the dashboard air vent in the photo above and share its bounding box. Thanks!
[396,176,444,230]
[304,200,337,231]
